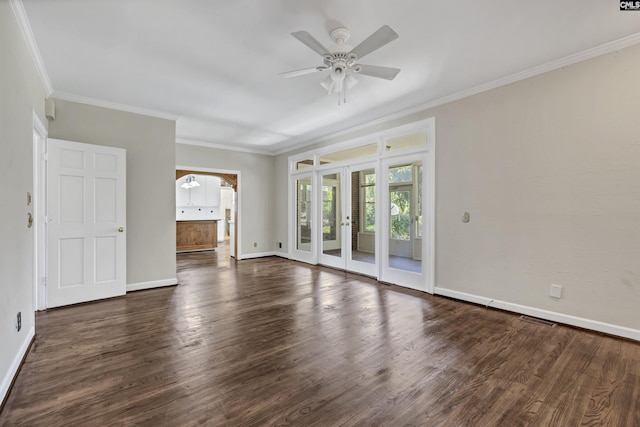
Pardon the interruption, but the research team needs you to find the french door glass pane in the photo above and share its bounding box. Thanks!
[390,189,410,240]
[322,174,341,257]
[388,162,422,273]
[296,178,312,251]
[351,170,375,264]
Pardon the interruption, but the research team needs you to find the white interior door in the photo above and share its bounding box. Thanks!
[47,138,126,308]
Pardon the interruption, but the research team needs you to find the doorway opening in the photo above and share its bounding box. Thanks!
[175,168,240,259]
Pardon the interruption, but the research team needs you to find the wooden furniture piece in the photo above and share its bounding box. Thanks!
[176,220,219,251]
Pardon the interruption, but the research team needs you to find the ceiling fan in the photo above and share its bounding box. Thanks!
[280,25,401,104]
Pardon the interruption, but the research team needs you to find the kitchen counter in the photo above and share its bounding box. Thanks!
[176,220,221,252]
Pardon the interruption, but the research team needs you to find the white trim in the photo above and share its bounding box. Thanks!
[32,111,47,311]
[51,91,179,121]
[176,138,272,156]
[273,32,640,156]
[239,251,277,260]
[9,0,53,96]
[434,287,640,342]
[127,278,177,292]
[273,251,290,259]
[1,326,34,405]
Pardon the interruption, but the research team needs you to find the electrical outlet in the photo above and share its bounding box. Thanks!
[550,284,562,299]
[462,212,470,223]
[16,312,21,332]
[253,242,257,248]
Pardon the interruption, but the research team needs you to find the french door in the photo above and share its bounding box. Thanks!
[287,119,435,293]
[318,163,377,276]
[380,153,430,291]
[291,173,315,263]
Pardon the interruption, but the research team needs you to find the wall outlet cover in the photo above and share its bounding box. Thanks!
[550,284,562,299]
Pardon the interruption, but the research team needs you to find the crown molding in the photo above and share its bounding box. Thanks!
[51,91,180,121]
[273,32,640,156]
[176,138,273,155]
[9,0,53,96]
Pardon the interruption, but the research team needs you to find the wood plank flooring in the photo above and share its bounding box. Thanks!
[2,247,640,426]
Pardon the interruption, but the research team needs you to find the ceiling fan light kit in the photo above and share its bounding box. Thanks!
[280,25,401,105]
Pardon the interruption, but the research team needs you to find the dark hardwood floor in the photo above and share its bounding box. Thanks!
[2,245,640,426]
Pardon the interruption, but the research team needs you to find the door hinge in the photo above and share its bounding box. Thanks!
[42,153,48,162]
[41,277,47,287]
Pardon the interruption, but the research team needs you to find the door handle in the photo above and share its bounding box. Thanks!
[345,222,350,226]
[118,227,124,232]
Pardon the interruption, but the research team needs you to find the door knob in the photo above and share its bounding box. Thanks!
[118,227,124,232]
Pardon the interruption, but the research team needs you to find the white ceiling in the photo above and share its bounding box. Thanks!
[20,0,640,154]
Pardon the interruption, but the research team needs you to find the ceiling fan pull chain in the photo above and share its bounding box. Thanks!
[343,80,347,104]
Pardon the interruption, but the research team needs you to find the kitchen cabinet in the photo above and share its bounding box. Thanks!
[176,220,219,251]
[176,175,220,207]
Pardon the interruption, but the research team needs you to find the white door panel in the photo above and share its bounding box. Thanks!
[47,138,126,308]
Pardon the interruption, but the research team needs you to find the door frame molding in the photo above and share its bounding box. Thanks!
[32,111,47,311]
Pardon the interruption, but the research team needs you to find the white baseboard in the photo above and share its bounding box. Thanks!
[1,326,35,405]
[239,251,276,260]
[273,251,289,259]
[127,278,178,292]
[434,287,640,342]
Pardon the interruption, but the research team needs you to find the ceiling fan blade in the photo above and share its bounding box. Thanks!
[291,31,332,57]
[355,64,401,80]
[349,25,399,60]
[279,66,328,78]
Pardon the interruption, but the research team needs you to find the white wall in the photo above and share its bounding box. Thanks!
[0,0,47,403]
[275,44,640,335]
[176,144,276,257]
[48,99,177,289]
